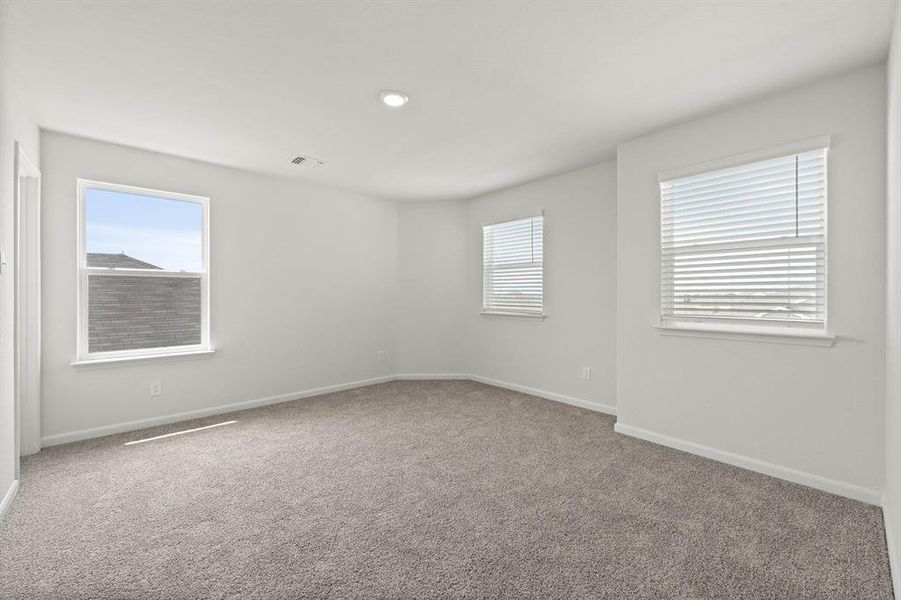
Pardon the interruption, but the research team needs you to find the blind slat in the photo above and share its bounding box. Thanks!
[660,148,827,325]
[483,216,544,315]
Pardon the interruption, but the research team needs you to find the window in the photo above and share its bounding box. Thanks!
[482,215,544,317]
[660,144,827,329]
[76,180,210,362]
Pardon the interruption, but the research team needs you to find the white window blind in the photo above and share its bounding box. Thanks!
[660,147,827,327]
[482,215,544,316]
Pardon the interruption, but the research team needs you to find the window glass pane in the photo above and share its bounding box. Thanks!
[85,187,203,272]
[88,274,202,353]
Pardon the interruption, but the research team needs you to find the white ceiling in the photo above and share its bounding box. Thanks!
[1,1,895,201]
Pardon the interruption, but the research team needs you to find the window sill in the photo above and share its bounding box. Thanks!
[481,311,546,320]
[653,322,835,347]
[71,349,216,368]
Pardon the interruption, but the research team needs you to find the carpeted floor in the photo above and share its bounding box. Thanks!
[0,380,893,599]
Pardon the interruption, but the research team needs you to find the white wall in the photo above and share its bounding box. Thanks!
[395,163,618,411]
[616,65,886,501]
[40,134,618,444]
[0,60,40,505]
[27,53,891,532]
[40,132,398,443]
[884,1,901,591]
[397,201,469,375]
[463,163,617,410]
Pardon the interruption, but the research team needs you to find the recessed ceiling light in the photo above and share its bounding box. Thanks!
[379,90,409,108]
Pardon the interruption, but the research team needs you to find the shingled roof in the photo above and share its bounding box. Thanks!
[86,253,161,270]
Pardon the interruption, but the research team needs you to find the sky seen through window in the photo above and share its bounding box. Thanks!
[85,188,203,272]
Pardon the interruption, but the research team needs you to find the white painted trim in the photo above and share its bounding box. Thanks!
[0,480,19,521]
[396,373,470,380]
[85,268,202,278]
[34,373,881,513]
[657,135,832,182]
[614,422,879,505]
[481,211,545,228]
[469,374,617,416]
[71,349,215,367]
[41,374,614,446]
[883,495,901,597]
[14,142,42,460]
[41,375,395,447]
[480,311,547,320]
[654,322,835,347]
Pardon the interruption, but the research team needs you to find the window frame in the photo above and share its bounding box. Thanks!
[481,213,545,319]
[656,136,834,344]
[74,179,212,364]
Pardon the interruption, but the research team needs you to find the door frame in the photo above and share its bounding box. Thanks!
[14,142,41,467]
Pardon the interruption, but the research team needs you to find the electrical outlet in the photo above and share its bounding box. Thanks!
[581,366,591,380]
[377,350,386,362]
[149,381,162,397]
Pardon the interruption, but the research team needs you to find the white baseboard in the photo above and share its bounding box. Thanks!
[468,374,617,416]
[614,422,880,505]
[32,372,885,513]
[396,373,617,416]
[41,375,396,447]
[396,373,469,380]
[0,479,19,521]
[42,373,615,447]
[883,495,901,597]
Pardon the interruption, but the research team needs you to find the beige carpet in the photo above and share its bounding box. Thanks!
[0,380,893,599]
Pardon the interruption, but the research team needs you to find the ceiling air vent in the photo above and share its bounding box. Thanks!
[290,155,326,168]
